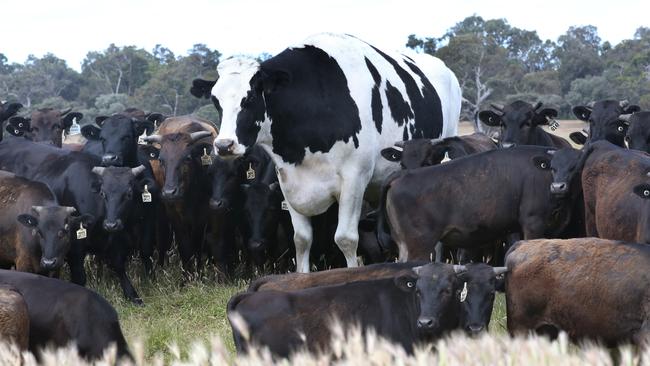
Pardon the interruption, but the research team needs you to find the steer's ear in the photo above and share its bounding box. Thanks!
[134,119,155,136]
[71,214,95,227]
[394,274,418,292]
[190,78,217,99]
[531,156,551,170]
[62,112,83,129]
[533,108,558,125]
[95,116,109,127]
[478,111,502,127]
[625,105,641,114]
[573,106,591,121]
[17,214,38,228]
[633,184,650,199]
[569,131,587,145]
[146,113,166,127]
[81,125,101,140]
[380,147,402,162]
[9,116,31,131]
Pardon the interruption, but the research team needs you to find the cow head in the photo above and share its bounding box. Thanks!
[208,155,244,212]
[397,263,463,336]
[17,206,93,272]
[91,165,147,232]
[479,101,557,148]
[381,138,452,169]
[144,130,213,200]
[625,112,650,153]
[572,100,640,147]
[548,147,592,197]
[0,101,22,123]
[240,182,284,266]
[191,57,263,157]
[10,108,82,147]
[82,114,154,166]
[456,263,507,335]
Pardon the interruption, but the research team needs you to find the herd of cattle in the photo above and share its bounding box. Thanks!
[0,33,649,360]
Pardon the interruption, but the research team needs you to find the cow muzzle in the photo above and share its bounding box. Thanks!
[101,154,122,166]
[161,187,181,201]
[214,139,235,155]
[466,324,485,335]
[500,142,515,149]
[417,317,437,330]
[209,198,228,211]
[40,257,59,271]
[103,219,124,232]
[550,182,568,195]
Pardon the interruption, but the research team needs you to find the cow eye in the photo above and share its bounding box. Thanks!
[540,162,547,169]
[644,190,650,197]
[100,191,106,198]
[406,281,414,288]
[618,126,625,132]
[58,230,66,238]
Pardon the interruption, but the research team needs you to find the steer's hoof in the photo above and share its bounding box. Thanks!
[131,297,145,307]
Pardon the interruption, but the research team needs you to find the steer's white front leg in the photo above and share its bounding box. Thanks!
[334,178,365,268]
[288,207,313,273]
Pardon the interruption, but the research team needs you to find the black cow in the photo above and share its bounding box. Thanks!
[570,99,641,146]
[478,101,570,148]
[8,108,83,147]
[380,133,497,169]
[548,147,588,239]
[381,146,573,262]
[0,101,22,141]
[0,269,130,360]
[624,111,650,153]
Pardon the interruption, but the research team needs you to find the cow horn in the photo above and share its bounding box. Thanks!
[143,134,162,143]
[429,137,444,146]
[412,266,422,275]
[131,165,146,176]
[32,206,44,214]
[92,167,106,176]
[453,265,467,273]
[490,103,504,112]
[619,113,632,122]
[493,267,508,276]
[394,140,405,148]
[190,131,212,142]
[620,100,630,108]
[587,101,595,108]
[60,107,72,116]
[64,206,77,215]
[532,101,543,111]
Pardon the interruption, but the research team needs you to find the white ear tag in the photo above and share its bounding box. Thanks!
[246,163,256,180]
[69,117,81,135]
[76,222,87,240]
[460,282,468,302]
[138,131,147,145]
[281,201,289,211]
[201,148,212,166]
[441,151,451,163]
[141,184,152,203]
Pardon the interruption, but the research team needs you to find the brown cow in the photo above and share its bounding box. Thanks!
[506,238,650,347]
[144,116,217,273]
[8,108,83,147]
[0,285,29,350]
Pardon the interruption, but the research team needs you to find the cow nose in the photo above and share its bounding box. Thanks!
[467,324,485,334]
[215,139,234,155]
[249,241,264,251]
[417,317,434,329]
[501,142,515,149]
[162,187,179,199]
[40,257,58,270]
[550,182,568,195]
[102,154,119,165]
[103,220,123,232]
[209,198,225,210]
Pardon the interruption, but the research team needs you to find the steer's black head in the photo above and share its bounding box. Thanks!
[456,263,507,336]
[404,263,463,336]
[91,165,147,232]
[240,182,284,267]
[82,114,153,166]
[17,206,93,272]
[549,147,587,196]
[208,156,245,213]
[625,112,650,153]
[10,108,82,147]
[0,102,22,123]
[145,129,214,201]
[381,139,450,169]
[573,100,640,147]
[479,101,557,148]
[633,180,650,244]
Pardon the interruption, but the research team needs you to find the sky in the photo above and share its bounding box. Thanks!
[1,0,647,71]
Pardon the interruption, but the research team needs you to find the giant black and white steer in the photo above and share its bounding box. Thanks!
[192,33,461,272]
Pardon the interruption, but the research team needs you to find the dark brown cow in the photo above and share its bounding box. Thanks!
[624,111,650,153]
[0,171,91,274]
[144,116,217,273]
[380,133,497,169]
[0,285,29,349]
[506,238,650,347]
[8,108,83,147]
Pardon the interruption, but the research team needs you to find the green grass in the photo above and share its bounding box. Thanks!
[78,256,509,362]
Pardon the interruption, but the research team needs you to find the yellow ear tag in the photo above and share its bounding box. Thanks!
[201,148,212,166]
[460,282,468,302]
[246,163,256,180]
[141,184,152,203]
[547,117,561,131]
[76,222,87,240]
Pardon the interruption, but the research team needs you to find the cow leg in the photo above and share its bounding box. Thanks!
[107,234,142,305]
[521,216,546,240]
[156,210,172,267]
[138,215,155,277]
[288,208,313,273]
[67,239,87,286]
[334,181,365,269]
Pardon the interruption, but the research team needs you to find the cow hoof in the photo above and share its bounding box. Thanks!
[131,298,145,307]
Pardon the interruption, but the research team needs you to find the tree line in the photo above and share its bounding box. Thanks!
[1,15,649,127]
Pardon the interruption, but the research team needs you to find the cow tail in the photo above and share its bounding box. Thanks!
[376,171,401,255]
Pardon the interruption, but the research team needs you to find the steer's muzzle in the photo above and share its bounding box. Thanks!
[466,324,485,335]
[550,182,568,195]
[500,142,515,149]
[209,198,227,211]
[40,257,58,271]
[103,219,123,232]
[417,317,436,330]
[214,139,235,155]
[101,154,121,166]
[161,187,181,201]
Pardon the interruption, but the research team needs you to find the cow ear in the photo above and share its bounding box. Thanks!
[380,147,402,162]
[6,124,24,137]
[569,131,587,145]
[478,111,502,127]
[95,116,109,127]
[81,125,101,140]
[625,105,641,114]
[573,106,591,121]
[62,112,83,129]
[533,108,558,125]
[146,113,166,126]
[394,274,418,292]
[134,119,155,136]
[633,184,650,199]
[9,116,31,131]
[190,78,217,99]
[139,145,160,160]
[531,156,551,170]
[17,214,38,228]
[71,214,95,227]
